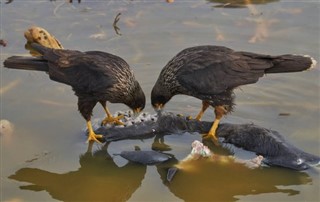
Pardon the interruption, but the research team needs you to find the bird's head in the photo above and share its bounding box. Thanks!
[127,81,146,115]
[151,82,172,111]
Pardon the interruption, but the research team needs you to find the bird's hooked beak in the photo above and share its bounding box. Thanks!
[153,103,164,112]
[133,107,142,116]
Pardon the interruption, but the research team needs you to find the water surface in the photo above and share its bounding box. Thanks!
[1,0,319,201]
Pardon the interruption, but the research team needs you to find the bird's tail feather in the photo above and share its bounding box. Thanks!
[265,54,317,73]
[3,56,48,72]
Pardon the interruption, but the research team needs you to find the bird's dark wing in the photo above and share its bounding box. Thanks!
[84,51,131,73]
[42,49,122,89]
[176,51,273,95]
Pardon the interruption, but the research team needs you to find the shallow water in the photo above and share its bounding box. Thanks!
[1,0,319,201]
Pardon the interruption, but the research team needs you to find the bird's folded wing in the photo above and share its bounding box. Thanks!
[176,53,270,95]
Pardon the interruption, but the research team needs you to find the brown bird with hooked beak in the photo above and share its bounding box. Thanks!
[4,43,145,143]
[151,45,316,142]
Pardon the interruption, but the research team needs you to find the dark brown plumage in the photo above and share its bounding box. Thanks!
[4,43,145,143]
[151,45,316,141]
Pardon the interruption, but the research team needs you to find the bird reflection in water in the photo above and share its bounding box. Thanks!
[9,136,314,202]
[9,142,147,202]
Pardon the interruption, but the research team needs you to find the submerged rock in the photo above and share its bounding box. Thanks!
[120,150,171,165]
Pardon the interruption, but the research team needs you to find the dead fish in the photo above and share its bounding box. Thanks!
[100,111,320,170]
[120,150,171,165]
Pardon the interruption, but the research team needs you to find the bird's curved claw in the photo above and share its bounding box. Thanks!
[101,115,125,126]
[202,133,219,146]
[86,132,104,144]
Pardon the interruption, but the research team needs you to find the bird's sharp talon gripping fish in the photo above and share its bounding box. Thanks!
[101,114,125,126]
[90,110,159,131]
[151,45,317,142]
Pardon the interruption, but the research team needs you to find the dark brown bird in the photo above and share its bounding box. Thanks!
[151,45,316,142]
[4,43,145,143]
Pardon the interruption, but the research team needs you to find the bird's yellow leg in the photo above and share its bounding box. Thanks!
[203,106,226,142]
[195,101,210,121]
[203,118,221,141]
[86,121,103,143]
[100,105,124,126]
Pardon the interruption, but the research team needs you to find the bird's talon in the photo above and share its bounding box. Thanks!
[101,115,124,126]
[87,134,103,144]
[117,114,125,119]
[95,134,104,139]
[202,133,210,140]
[202,133,220,145]
[202,133,208,138]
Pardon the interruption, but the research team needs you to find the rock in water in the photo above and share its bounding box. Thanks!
[120,150,171,165]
